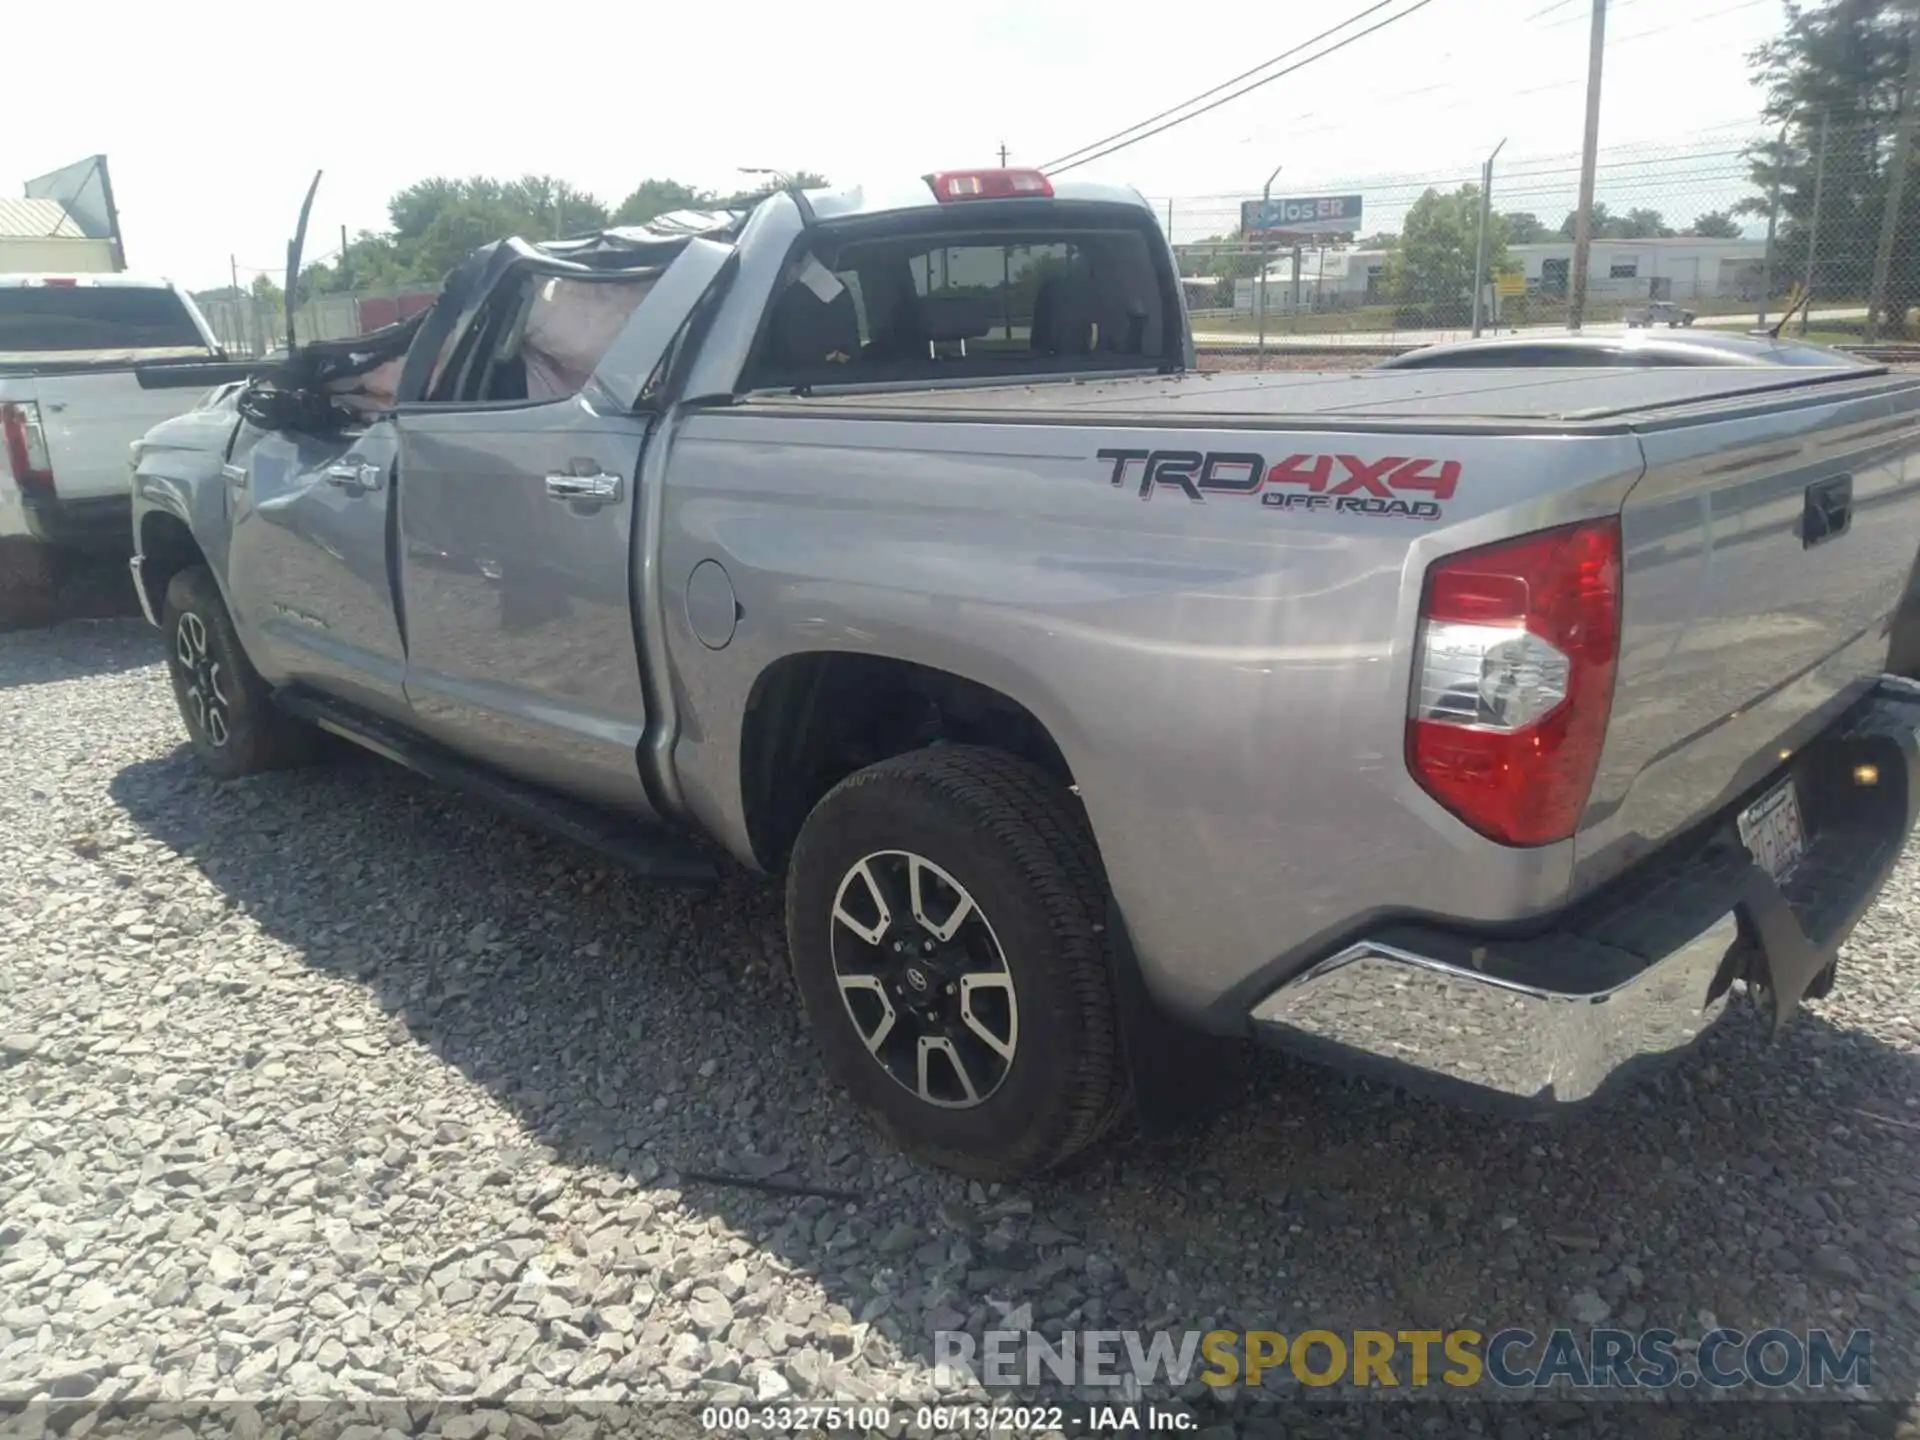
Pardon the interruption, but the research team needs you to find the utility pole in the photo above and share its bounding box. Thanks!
[1568,0,1608,330]
[230,255,242,355]
[1869,8,1920,341]
[339,224,350,291]
[1760,125,1787,330]
[1801,109,1830,336]
[998,142,1010,166]
[1471,138,1507,337]
[1257,162,1282,368]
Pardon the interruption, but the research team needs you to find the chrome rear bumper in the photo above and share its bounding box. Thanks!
[1252,677,1920,1109]
[1251,914,1741,1104]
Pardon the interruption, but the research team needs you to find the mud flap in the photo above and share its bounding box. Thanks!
[1106,899,1238,1139]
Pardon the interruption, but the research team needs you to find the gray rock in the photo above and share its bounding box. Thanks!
[1567,1288,1611,1325]
[687,1288,735,1337]
[4,616,1916,1417]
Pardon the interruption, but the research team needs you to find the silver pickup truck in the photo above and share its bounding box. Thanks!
[130,169,1920,1178]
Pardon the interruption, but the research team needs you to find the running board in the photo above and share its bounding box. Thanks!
[274,689,718,884]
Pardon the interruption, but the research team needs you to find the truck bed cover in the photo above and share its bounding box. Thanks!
[738,364,1911,431]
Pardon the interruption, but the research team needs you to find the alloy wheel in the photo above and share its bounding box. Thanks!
[175,611,230,748]
[827,850,1019,1109]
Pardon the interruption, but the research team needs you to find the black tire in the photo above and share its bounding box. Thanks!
[0,537,58,630]
[785,745,1126,1179]
[161,565,316,779]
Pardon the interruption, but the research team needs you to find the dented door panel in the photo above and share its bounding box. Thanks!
[224,422,409,716]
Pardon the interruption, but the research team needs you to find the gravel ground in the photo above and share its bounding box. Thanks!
[2,615,1919,1437]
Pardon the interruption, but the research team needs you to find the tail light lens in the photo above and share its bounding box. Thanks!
[1,402,54,495]
[1408,518,1622,846]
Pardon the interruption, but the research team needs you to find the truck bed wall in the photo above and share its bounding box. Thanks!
[655,409,1651,1025]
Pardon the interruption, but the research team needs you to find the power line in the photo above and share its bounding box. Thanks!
[1040,0,1407,172]
[1044,0,1443,176]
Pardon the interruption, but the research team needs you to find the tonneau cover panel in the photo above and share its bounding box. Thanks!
[737,364,1905,428]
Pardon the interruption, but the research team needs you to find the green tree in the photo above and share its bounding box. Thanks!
[1386,185,1507,323]
[613,171,832,226]
[1501,211,1551,243]
[298,169,835,299]
[1687,210,1745,238]
[1355,230,1401,251]
[1175,232,1267,284]
[613,178,710,226]
[1619,207,1676,238]
[715,170,831,208]
[1556,203,1674,240]
[1559,202,1610,239]
[1744,0,1912,329]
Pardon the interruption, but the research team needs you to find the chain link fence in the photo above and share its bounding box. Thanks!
[192,120,1919,363]
[196,289,438,358]
[1151,120,1920,352]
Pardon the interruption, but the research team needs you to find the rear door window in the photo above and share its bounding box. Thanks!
[0,286,205,351]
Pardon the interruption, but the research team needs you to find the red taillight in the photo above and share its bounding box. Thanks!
[40,277,78,288]
[1407,518,1622,847]
[926,169,1053,202]
[1,402,55,494]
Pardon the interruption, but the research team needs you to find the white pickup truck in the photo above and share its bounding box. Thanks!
[0,273,245,622]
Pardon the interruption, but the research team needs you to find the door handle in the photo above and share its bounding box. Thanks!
[545,472,623,503]
[324,462,384,491]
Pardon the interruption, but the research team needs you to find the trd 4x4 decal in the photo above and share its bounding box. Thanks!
[1095,448,1460,520]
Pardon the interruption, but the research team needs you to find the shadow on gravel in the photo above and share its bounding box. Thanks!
[0,614,159,690]
[106,741,1920,1409]
[0,549,144,639]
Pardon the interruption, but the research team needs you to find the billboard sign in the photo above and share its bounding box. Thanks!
[1241,193,1363,243]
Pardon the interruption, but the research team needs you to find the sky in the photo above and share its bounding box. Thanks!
[9,0,1790,290]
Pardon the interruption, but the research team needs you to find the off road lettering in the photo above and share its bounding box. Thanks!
[1264,454,1335,491]
[1099,448,1460,519]
[1327,455,1409,497]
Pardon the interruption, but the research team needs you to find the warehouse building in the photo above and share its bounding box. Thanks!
[1229,236,1768,313]
[0,198,118,274]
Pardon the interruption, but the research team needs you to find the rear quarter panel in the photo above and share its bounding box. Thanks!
[657,409,1647,1024]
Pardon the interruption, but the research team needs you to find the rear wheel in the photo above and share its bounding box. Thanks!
[161,566,316,779]
[785,746,1126,1178]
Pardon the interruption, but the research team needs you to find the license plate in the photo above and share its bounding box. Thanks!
[1738,777,1806,885]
